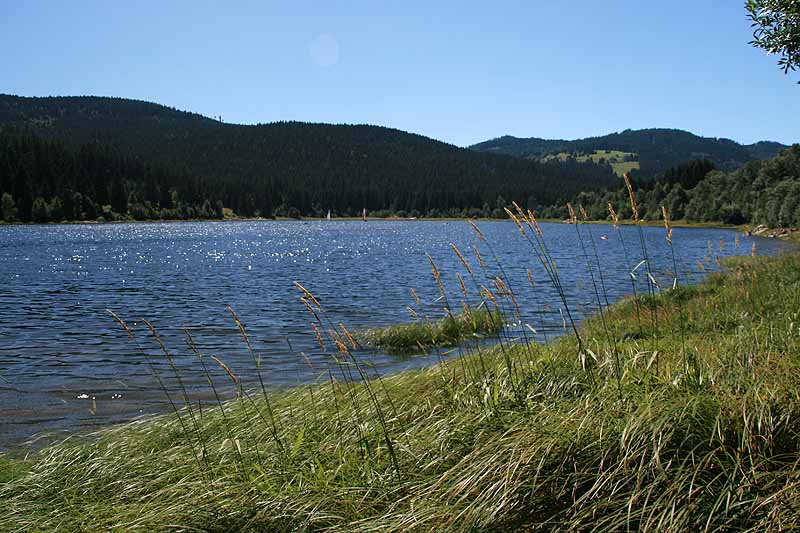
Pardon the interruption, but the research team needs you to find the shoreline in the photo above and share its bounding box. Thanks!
[3,215,797,242]
[2,251,800,529]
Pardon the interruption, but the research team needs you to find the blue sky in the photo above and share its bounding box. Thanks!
[1,0,797,146]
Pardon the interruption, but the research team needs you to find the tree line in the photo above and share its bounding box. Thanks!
[0,95,621,222]
[544,145,800,228]
[0,127,224,222]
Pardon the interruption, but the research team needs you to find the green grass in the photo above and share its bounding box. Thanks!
[542,149,640,177]
[2,247,800,530]
[610,160,640,176]
[576,149,640,177]
[0,456,30,484]
[359,307,504,354]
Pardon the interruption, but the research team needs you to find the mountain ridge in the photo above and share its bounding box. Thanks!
[470,128,790,176]
[0,94,618,221]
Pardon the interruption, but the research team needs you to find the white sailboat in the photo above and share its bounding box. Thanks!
[361,208,366,222]
[326,209,331,221]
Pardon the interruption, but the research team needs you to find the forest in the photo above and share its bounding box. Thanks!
[0,95,617,222]
[0,127,224,222]
[0,94,797,226]
[543,144,800,228]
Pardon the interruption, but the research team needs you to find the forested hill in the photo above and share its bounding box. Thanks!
[471,129,788,176]
[0,95,617,221]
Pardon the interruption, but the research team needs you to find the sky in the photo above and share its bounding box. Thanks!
[1,0,797,147]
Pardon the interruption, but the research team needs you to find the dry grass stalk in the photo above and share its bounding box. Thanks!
[512,201,532,230]
[293,281,321,310]
[456,272,468,297]
[608,203,620,228]
[461,300,473,322]
[210,355,238,386]
[472,245,487,269]
[311,322,326,351]
[566,202,577,224]
[480,285,497,305]
[623,172,639,222]
[409,288,421,307]
[426,253,446,298]
[338,323,359,350]
[527,209,544,238]
[493,276,510,298]
[661,206,673,245]
[143,319,174,363]
[468,219,485,240]
[504,207,526,235]
[298,352,314,370]
[300,297,321,323]
[450,243,472,274]
[527,269,535,289]
[328,329,350,357]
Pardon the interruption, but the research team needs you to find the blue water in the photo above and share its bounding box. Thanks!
[0,220,790,449]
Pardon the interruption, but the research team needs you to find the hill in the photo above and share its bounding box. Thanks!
[539,145,800,227]
[0,95,617,221]
[470,128,789,177]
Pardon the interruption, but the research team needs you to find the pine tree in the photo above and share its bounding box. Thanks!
[1,192,17,221]
[31,197,50,222]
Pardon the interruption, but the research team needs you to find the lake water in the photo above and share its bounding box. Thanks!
[0,220,790,449]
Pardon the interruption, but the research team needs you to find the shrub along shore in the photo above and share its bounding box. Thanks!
[2,245,800,530]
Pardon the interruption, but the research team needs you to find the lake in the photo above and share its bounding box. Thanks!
[0,220,790,449]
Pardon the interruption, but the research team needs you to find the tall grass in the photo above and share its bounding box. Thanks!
[1,207,799,532]
[359,306,503,354]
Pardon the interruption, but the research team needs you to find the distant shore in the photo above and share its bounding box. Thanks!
[2,215,797,241]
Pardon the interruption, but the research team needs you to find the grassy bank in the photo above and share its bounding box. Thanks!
[2,246,800,530]
[359,307,503,354]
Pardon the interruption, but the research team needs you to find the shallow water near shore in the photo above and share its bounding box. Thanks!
[0,220,790,450]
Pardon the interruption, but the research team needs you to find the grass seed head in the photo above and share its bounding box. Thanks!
[409,287,421,307]
[293,281,321,310]
[661,205,673,245]
[450,243,472,274]
[504,207,526,235]
[427,253,446,298]
[566,202,577,224]
[300,297,321,323]
[472,245,487,269]
[311,322,326,351]
[456,272,468,297]
[608,203,620,228]
[210,355,238,385]
[338,323,359,349]
[623,172,639,222]
[526,209,544,238]
[468,219,485,240]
